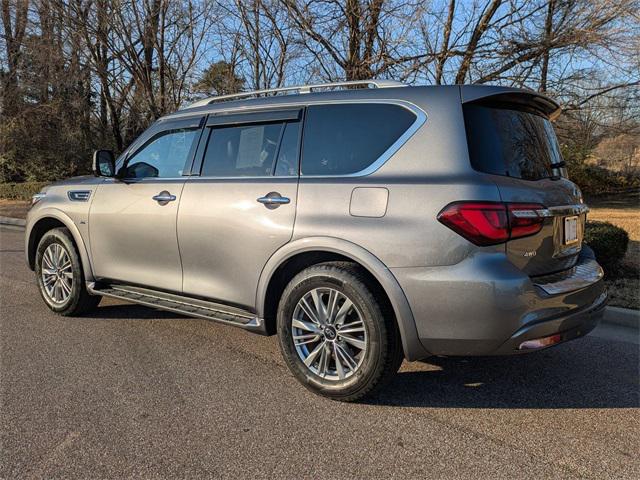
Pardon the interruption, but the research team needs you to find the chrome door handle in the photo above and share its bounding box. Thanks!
[257,196,290,205]
[152,191,176,205]
[257,192,290,209]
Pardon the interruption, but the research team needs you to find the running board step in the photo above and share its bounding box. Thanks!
[88,283,265,333]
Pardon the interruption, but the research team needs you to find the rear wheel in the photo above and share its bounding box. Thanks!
[35,228,100,316]
[277,262,403,401]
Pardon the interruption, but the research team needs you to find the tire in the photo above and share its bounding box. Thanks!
[35,227,101,316]
[277,262,404,401]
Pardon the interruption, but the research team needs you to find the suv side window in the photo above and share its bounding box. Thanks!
[274,122,301,176]
[201,120,300,177]
[122,128,200,179]
[301,103,416,176]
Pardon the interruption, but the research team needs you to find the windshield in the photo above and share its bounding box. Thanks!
[463,104,565,180]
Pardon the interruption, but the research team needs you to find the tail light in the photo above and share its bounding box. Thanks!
[508,203,547,238]
[437,201,545,246]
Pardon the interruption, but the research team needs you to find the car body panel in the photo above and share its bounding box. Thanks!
[178,177,298,309]
[88,178,186,291]
[292,174,504,268]
[392,246,604,356]
[490,175,587,275]
[25,176,103,277]
[26,206,95,279]
[254,235,429,360]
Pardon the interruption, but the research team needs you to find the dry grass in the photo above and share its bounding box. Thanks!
[0,199,30,219]
[588,191,639,309]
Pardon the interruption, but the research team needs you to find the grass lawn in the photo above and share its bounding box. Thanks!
[587,190,639,309]
[1,189,638,309]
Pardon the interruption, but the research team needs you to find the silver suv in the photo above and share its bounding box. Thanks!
[26,80,606,401]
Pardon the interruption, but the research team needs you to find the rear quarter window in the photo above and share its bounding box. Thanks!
[301,103,416,176]
[463,104,563,181]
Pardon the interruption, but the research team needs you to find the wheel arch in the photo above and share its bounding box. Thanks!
[26,209,95,281]
[256,237,429,361]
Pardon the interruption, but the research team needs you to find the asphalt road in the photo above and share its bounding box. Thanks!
[1,226,638,479]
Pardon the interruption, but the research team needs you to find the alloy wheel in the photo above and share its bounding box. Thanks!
[41,243,73,304]
[292,287,368,380]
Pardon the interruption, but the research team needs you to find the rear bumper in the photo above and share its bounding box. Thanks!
[392,246,606,357]
[491,290,606,354]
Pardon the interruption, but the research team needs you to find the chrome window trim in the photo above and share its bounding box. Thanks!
[189,176,298,180]
[181,99,426,180]
[101,177,189,184]
[299,100,427,178]
[118,117,204,180]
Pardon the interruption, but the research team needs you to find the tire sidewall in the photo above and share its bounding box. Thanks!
[35,229,84,314]
[277,267,388,398]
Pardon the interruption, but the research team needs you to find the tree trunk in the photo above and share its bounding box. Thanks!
[1,0,29,115]
[455,0,502,84]
[435,0,455,85]
[539,0,555,92]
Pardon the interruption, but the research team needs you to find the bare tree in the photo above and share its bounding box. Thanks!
[281,0,422,81]
[1,0,29,114]
[67,0,214,147]
[214,0,298,90]
[1,0,639,186]
[454,0,501,84]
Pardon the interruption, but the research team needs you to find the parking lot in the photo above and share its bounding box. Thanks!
[1,226,638,479]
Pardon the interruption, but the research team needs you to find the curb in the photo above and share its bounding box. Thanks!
[0,216,26,228]
[603,306,640,330]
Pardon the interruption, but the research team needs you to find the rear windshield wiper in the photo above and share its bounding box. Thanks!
[549,161,566,180]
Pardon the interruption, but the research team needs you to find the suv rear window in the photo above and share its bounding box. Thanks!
[301,103,416,176]
[200,120,300,177]
[463,104,563,181]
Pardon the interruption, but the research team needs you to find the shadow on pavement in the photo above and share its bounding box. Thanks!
[84,303,639,409]
[366,339,639,409]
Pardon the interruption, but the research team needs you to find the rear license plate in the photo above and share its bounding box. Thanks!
[564,216,579,244]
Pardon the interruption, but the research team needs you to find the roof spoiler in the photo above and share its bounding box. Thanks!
[460,86,562,121]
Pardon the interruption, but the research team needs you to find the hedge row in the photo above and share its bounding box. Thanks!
[584,221,629,274]
[0,182,50,200]
[567,163,640,196]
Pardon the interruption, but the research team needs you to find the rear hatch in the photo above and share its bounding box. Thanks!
[462,91,587,276]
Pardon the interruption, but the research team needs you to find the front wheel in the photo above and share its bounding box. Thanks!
[35,227,101,316]
[277,262,403,401]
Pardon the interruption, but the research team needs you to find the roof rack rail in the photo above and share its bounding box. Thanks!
[184,79,407,109]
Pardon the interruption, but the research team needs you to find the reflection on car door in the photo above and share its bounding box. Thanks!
[178,110,301,308]
[89,116,203,292]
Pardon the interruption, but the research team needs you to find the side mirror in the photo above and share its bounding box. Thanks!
[92,150,115,177]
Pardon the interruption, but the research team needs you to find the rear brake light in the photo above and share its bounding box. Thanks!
[508,203,545,238]
[437,202,509,246]
[437,201,545,246]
